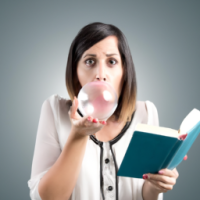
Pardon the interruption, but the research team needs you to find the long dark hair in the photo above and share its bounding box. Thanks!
[65,22,137,123]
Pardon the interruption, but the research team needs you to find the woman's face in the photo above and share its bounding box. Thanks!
[77,35,124,99]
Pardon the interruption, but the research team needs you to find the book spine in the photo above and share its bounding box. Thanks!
[159,139,183,170]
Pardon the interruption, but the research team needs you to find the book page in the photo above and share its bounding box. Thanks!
[135,123,178,138]
[180,108,200,134]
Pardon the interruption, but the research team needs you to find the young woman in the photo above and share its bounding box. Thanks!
[28,22,179,200]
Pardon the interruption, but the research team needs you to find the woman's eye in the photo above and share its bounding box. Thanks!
[85,59,117,66]
[109,59,117,65]
[85,59,95,65]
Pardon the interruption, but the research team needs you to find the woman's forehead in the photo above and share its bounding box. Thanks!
[82,37,120,58]
[83,52,120,59]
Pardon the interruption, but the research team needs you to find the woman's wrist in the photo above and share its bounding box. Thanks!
[142,180,160,200]
[70,128,89,140]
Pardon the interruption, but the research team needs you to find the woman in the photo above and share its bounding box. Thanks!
[28,22,179,200]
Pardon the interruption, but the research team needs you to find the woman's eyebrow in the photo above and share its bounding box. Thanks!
[83,53,119,58]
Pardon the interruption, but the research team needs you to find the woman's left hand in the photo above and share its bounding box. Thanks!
[143,168,179,193]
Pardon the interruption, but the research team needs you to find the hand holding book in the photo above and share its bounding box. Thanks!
[117,108,200,179]
[142,167,179,195]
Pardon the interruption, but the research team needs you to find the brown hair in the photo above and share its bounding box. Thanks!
[65,22,137,123]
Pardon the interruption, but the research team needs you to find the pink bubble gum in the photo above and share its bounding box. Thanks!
[178,133,188,140]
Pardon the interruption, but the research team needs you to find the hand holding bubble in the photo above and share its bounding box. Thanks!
[68,96,107,137]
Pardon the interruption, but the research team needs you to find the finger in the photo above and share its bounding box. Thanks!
[146,180,168,193]
[160,168,179,179]
[73,114,93,127]
[86,116,103,127]
[172,168,179,178]
[87,116,93,122]
[146,179,174,191]
[145,173,176,185]
[71,96,81,120]
[86,116,94,124]
[68,105,80,121]
[157,168,177,178]
[145,180,164,193]
[183,155,188,160]
[92,118,99,123]
[75,115,104,129]
[99,120,107,125]
[91,118,108,128]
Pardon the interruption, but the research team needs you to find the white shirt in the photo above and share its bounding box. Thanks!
[28,94,163,200]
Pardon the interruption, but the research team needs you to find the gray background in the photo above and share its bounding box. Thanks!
[0,0,199,199]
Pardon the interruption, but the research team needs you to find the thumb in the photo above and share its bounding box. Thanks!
[70,96,81,120]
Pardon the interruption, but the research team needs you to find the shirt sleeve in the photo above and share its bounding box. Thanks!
[27,96,61,200]
[135,100,163,200]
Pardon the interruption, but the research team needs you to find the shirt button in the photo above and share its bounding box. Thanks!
[105,158,110,164]
[108,186,113,191]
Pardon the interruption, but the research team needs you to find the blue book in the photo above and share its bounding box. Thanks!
[117,108,200,179]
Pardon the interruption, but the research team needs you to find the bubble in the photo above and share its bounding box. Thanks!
[77,81,118,121]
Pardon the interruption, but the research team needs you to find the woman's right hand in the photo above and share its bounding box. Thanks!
[68,96,107,137]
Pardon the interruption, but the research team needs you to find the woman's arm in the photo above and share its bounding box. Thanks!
[142,180,160,200]
[142,168,179,200]
[38,130,89,200]
[37,97,106,200]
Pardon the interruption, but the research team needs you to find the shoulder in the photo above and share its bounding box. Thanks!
[43,94,72,124]
[41,94,72,140]
[135,100,159,126]
[145,100,159,126]
[45,94,72,110]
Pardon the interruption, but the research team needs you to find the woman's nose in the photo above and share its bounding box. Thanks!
[96,75,106,81]
[95,62,107,81]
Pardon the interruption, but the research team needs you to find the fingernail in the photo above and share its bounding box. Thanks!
[178,133,188,140]
[92,118,98,123]
[143,174,148,179]
[87,116,92,121]
[158,171,164,174]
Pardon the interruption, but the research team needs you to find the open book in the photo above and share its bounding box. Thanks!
[117,108,200,178]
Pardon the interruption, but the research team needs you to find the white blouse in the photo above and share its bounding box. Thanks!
[28,94,163,200]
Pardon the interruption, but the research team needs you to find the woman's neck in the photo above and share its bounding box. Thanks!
[95,117,126,142]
